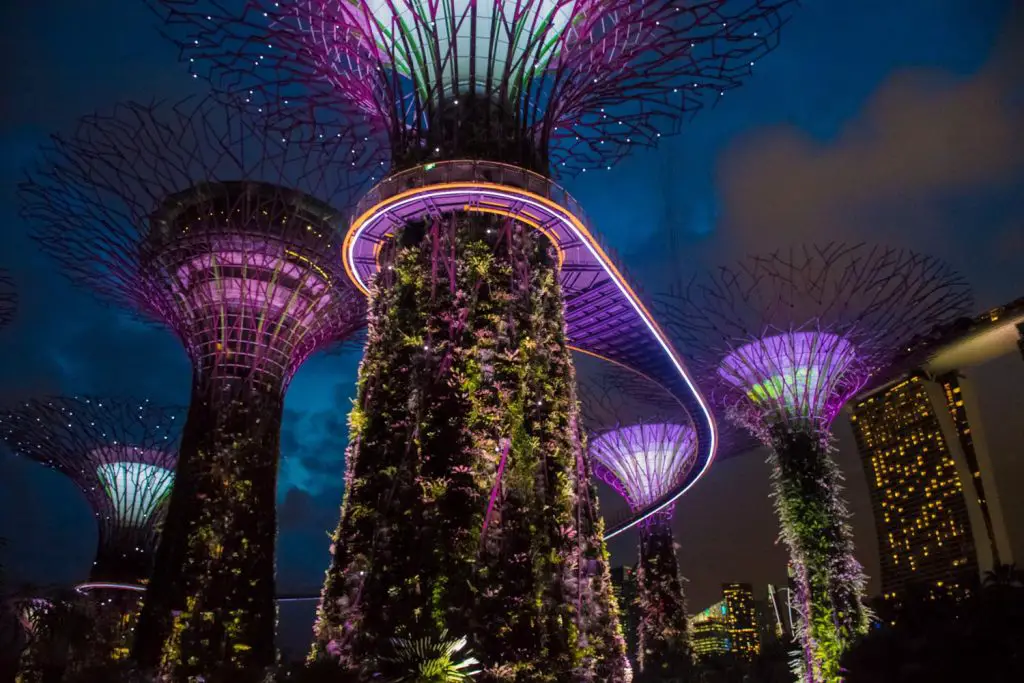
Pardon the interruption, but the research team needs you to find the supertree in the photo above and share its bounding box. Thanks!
[0,397,181,680]
[149,1,793,678]
[0,397,181,588]
[590,423,695,681]
[19,97,370,679]
[0,270,15,330]
[575,366,695,679]
[658,243,972,682]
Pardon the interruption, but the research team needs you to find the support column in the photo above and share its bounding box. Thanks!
[134,378,284,680]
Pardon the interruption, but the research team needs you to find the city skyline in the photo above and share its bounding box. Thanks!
[1,1,1022,659]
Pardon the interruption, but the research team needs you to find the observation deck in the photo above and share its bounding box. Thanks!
[343,160,718,538]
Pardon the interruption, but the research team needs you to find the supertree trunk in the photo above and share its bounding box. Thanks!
[90,531,159,586]
[635,515,690,682]
[16,591,140,683]
[767,427,867,683]
[312,215,628,681]
[135,379,283,680]
[573,428,633,683]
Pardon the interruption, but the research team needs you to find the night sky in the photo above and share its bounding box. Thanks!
[1,0,1022,658]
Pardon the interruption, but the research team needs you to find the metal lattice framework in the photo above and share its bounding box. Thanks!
[658,243,972,681]
[0,397,182,586]
[575,368,694,675]
[21,97,369,390]
[658,243,973,441]
[0,269,15,330]
[19,97,373,674]
[151,0,793,175]
[590,423,697,515]
[148,1,795,538]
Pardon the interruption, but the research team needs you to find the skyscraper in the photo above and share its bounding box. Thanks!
[850,299,1022,602]
[688,584,760,661]
[689,602,729,660]
[851,376,980,600]
[722,583,759,660]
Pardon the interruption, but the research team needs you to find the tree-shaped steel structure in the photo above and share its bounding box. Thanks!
[658,243,972,682]
[19,97,370,678]
[577,364,695,679]
[153,0,792,175]
[0,270,15,330]
[0,397,181,587]
[590,423,695,680]
[148,2,794,677]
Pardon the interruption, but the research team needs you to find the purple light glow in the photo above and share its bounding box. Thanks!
[172,245,333,327]
[589,423,697,513]
[156,0,792,174]
[22,100,369,393]
[660,244,973,441]
[718,331,863,429]
[143,181,366,388]
[347,161,718,538]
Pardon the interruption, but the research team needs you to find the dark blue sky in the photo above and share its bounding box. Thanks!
[1,0,1022,651]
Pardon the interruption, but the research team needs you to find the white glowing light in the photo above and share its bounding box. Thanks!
[590,424,697,509]
[95,459,175,528]
[360,1,577,97]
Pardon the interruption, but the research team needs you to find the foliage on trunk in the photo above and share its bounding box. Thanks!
[767,427,868,683]
[635,517,692,682]
[311,215,629,681]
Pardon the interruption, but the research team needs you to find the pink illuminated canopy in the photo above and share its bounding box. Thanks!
[719,331,864,430]
[590,423,697,514]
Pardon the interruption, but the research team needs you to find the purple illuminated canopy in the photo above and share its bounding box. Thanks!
[658,244,972,439]
[719,331,862,429]
[152,0,793,174]
[590,423,697,513]
[21,98,369,389]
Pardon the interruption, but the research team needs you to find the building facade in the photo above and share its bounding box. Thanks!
[722,583,759,659]
[688,583,760,661]
[849,298,1022,601]
[851,376,980,600]
[689,601,729,659]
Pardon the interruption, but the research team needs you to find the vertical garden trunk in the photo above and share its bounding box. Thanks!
[768,427,867,682]
[134,378,283,680]
[635,514,691,681]
[312,215,629,681]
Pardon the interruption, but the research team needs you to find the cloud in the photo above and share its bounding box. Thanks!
[279,373,357,498]
[716,64,1024,254]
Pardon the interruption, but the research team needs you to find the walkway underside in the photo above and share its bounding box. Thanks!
[345,161,718,537]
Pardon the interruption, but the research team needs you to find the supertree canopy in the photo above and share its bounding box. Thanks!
[659,243,972,682]
[0,397,181,586]
[591,423,697,514]
[154,0,793,175]
[0,269,15,330]
[590,423,695,680]
[19,97,369,679]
